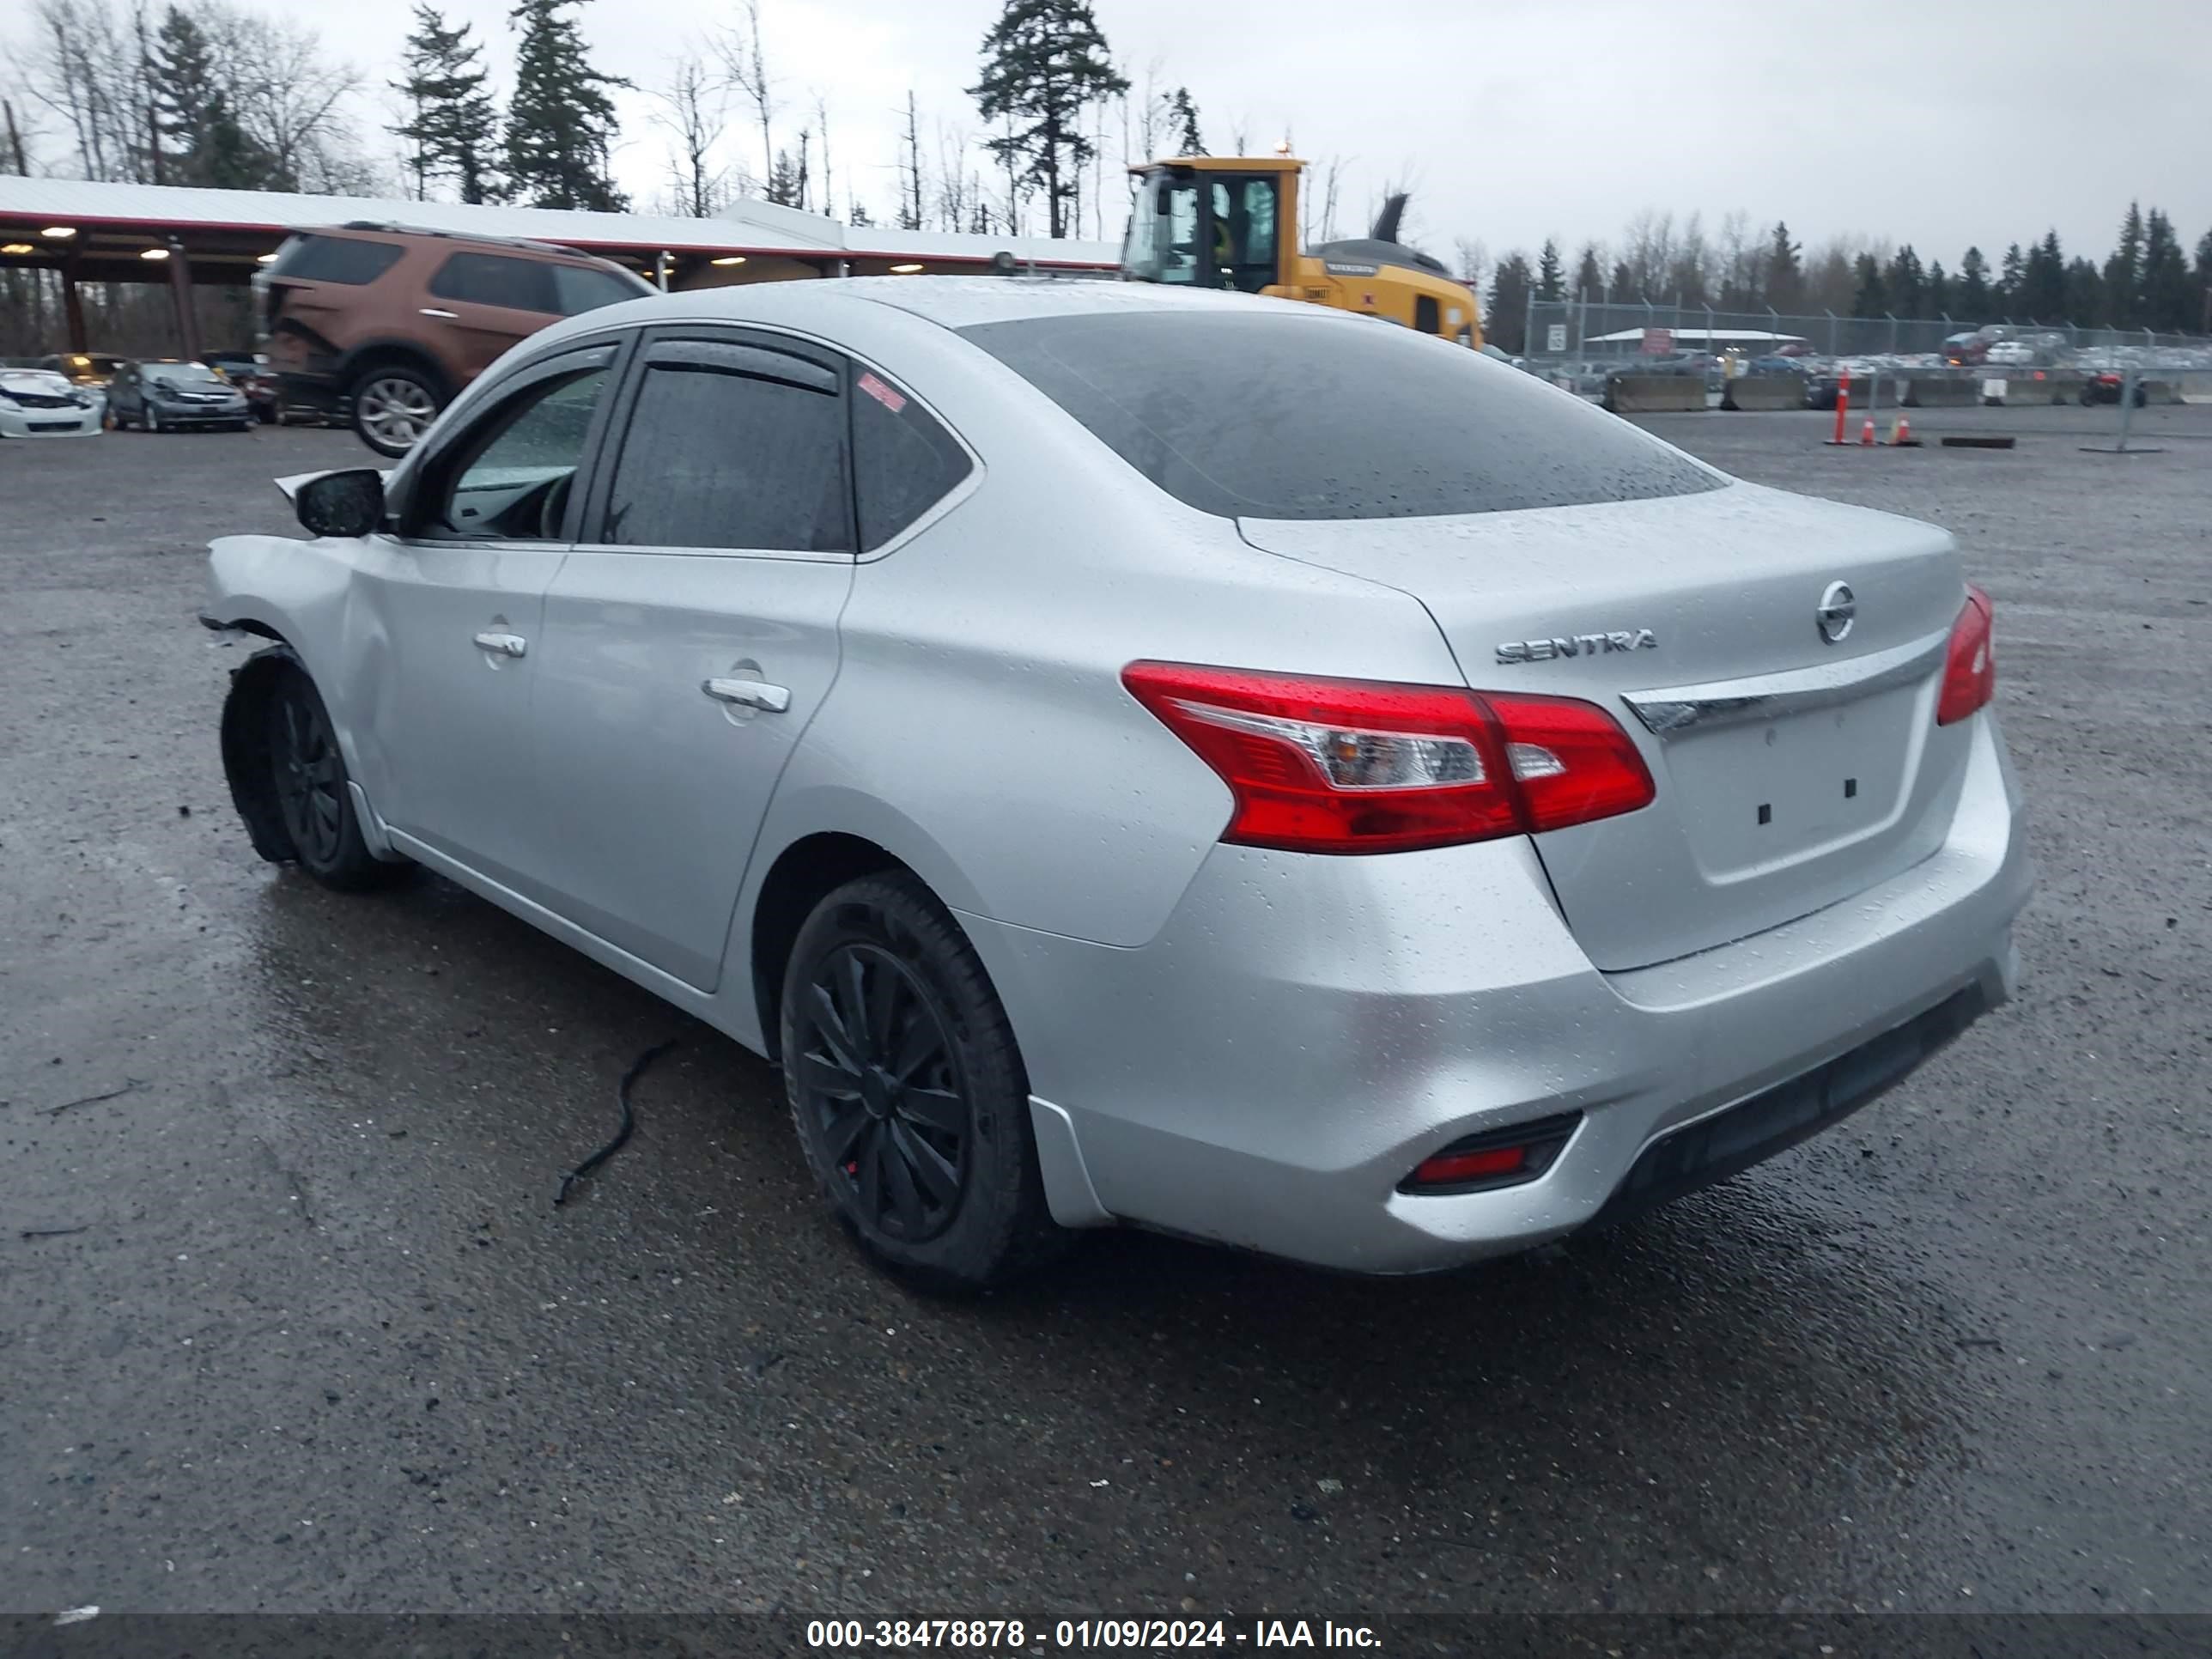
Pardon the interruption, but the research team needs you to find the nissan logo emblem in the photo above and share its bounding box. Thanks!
[1817,580,1856,645]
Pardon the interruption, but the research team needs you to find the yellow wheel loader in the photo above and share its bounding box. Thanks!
[1120,155,1482,346]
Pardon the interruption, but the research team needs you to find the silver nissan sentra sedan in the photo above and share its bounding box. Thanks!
[202,277,2031,1290]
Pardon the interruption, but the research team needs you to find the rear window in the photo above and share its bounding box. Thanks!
[960,311,1723,521]
[265,234,404,287]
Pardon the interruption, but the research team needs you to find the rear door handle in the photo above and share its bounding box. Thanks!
[473,630,527,658]
[420,307,459,319]
[702,677,790,713]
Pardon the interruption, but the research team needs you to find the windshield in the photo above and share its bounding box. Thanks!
[147,363,225,386]
[1122,171,1280,295]
[963,310,1725,522]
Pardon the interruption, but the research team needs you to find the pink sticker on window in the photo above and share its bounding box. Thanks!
[858,372,907,414]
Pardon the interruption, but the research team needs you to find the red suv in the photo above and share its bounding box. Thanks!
[254,222,652,457]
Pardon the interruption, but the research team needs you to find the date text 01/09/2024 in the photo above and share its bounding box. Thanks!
[805,1620,1383,1649]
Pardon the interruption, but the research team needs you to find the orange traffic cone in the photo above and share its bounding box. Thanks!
[1893,414,1913,446]
[1860,417,1875,446]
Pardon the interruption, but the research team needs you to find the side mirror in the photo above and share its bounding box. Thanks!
[292,468,386,538]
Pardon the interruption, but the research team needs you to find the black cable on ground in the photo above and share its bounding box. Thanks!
[554,1038,679,1207]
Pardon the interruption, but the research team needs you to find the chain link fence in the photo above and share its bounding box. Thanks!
[1517,298,2212,393]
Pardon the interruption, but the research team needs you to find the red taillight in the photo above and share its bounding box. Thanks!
[1936,586,1996,726]
[1121,662,1655,854]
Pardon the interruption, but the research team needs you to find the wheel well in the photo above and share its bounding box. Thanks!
[221,642,305,864]
[750,833,908,1059]
[341,343,451,401]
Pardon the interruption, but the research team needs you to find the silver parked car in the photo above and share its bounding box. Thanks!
[202,279,2031,1290]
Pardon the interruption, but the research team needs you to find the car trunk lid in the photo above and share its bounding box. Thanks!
[1238,483,1978,970]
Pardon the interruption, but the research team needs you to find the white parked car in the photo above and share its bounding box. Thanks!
[0,366,103,438]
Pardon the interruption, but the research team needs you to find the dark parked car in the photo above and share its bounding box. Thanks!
[107,359,252,431]
[202,350,282,423]
[2080,371,2148,407]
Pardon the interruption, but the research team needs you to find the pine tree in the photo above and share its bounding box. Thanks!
[1572,243,1603,300]
[197,93,273,189]
[2103,202,2144,329]
[391,5,503,204]
[848,199,872,227]
[1885,244,1924,316]
[2020,230,2065,319]
[1167,86,1203,155]
[1850,252,1887,319]
[1608,258,1634,302]
[1534,238,1565,303]
[148,7,221,185]
[1765,222,1802,310]
[1923,260,1948,317]
[1957,246,1991,319]
[503,0,629,211]
[1486,251,1534,353]
[1996,243,2026,313]
[2140,209,2192,333]
[764,149,802,208]
[969,0,1128,239]
[2062,258,2103,328]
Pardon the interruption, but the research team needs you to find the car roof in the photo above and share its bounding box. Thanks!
[556,275,1349,340]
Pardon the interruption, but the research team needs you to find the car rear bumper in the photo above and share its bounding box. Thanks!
[968,711,2031,1273]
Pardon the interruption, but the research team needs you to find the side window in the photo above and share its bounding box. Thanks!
[600,345,851,553]
[551,264,647,316]
[429,252,556,314]
[421,365,611,541]
[851,368,972,550]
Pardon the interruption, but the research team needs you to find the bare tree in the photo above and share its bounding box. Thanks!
[933,119,970,233]
[652,46,725,217]
[1309,154,1346,244]
[715,0,775,191]
[813,93,831,224]
[897,91,925,231]
[199,3,360,191]
[1453,237,1490,295]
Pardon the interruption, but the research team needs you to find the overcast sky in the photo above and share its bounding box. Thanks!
[107,0,2212,260]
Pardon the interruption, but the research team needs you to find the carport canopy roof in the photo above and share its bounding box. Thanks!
[0,175,1120,284]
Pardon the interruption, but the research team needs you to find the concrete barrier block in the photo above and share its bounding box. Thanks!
[1604,375,1706,414]
[1998,374,2061,406]
[1721,376,1807,411]
[1903,376,1980,409]
[2179,372,2212,404]
[2139,379,2185,405]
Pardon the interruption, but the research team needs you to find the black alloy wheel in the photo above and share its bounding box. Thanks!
[793,941,970,1244]
[269,672,347,871]
[781,872,1065,1290]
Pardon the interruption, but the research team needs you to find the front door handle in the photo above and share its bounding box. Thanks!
[473,630,527,658]
[702,677,790,713]
[420,307,459,319]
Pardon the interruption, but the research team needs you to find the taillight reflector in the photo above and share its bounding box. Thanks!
[1121,662,1654,855]
[1401,1111,1583,1194]
[1936,585,1996,726]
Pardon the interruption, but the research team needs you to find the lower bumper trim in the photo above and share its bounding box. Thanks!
[1588,981,1988,1228]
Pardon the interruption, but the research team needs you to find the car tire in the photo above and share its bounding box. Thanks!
[253,404,276,426]
[781,872,1066,1293]
[349,365,443,458]
[262,661,401,892]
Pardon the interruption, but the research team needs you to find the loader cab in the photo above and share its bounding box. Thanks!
[1121,161,1292,295]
